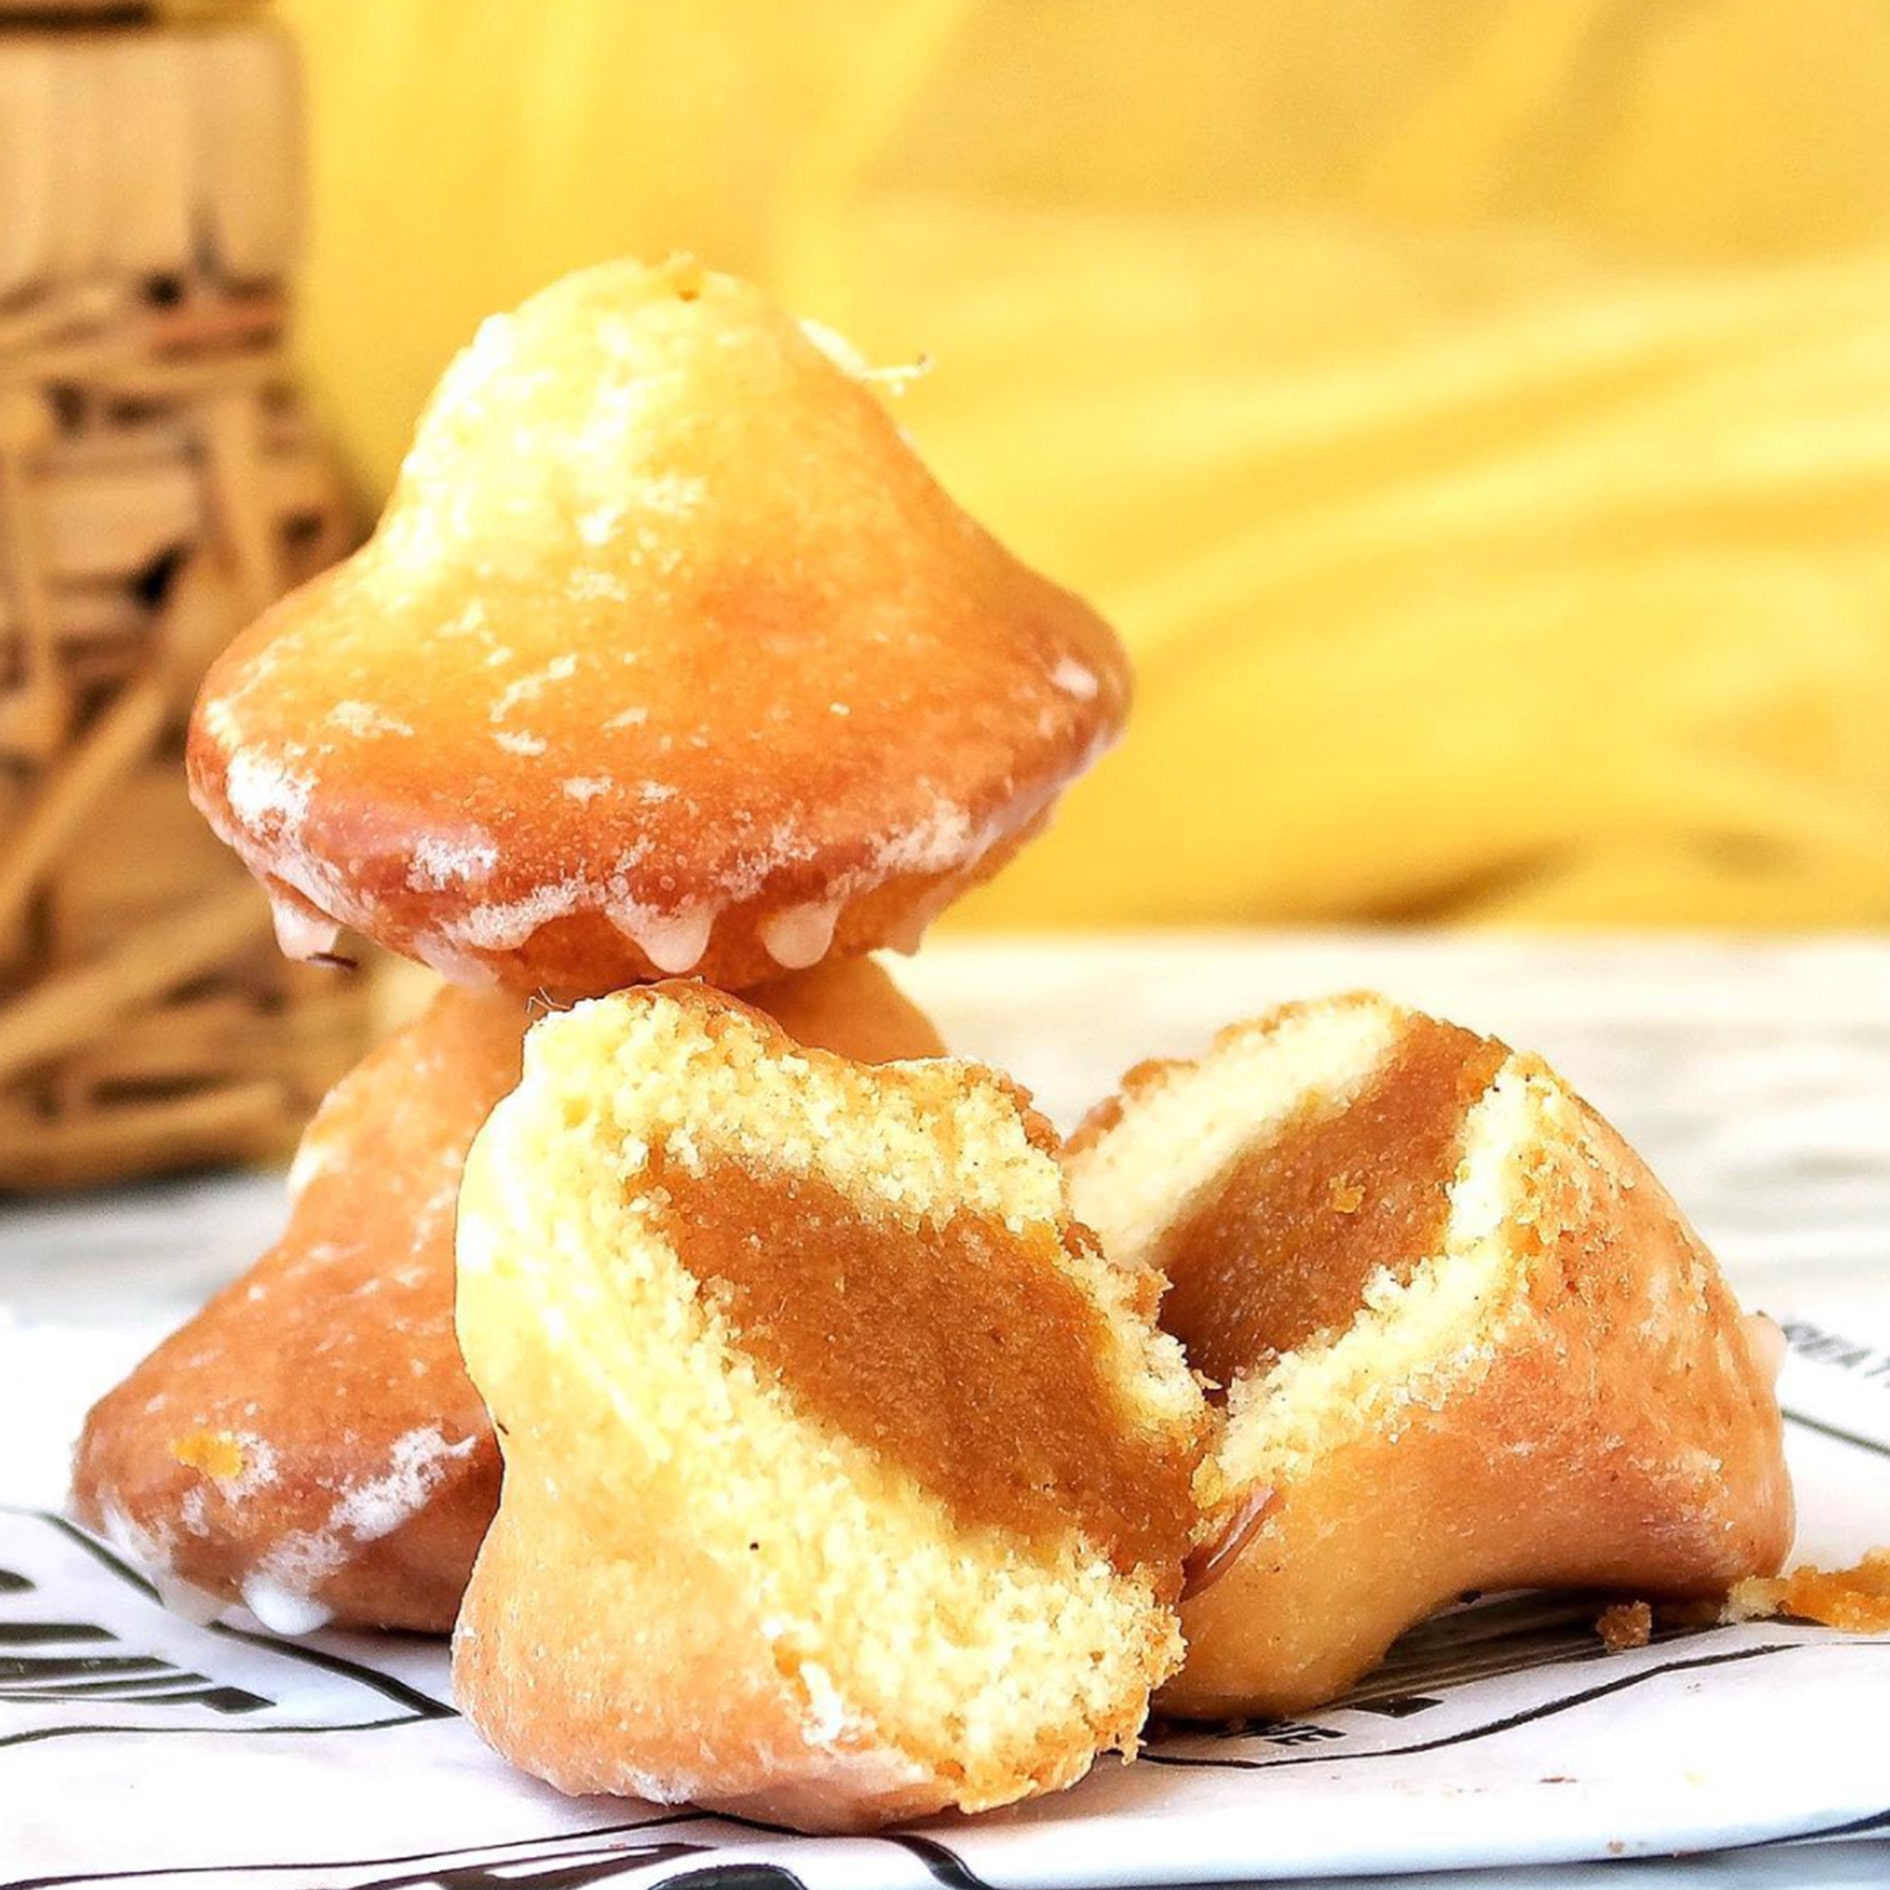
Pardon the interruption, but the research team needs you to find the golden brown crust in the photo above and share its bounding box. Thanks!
[453,1478,954,1832]
[187,258,1129,997]
[1168,1114,1793,1712]
[457,1484,1173,1832]
[749,952,944,1064]
[70,958,946,1633]
[1176,1075,1794,1717]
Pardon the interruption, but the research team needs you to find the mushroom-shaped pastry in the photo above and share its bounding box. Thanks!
[71,958,944,1636]
[188,256,1130,996]
[452,984,1208,1832]
[1063,992,1794,1719]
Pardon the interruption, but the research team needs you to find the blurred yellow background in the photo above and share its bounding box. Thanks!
[277,0,1890,933]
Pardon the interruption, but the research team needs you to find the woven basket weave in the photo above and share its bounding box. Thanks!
[0,14,370,1189]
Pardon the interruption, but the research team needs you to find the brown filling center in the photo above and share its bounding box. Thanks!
[648,1153,1197,1580]
[1157,1017,1508,1391]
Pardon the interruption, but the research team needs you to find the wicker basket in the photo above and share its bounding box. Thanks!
[0,13,370,1189]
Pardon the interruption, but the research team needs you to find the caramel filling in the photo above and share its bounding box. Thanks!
[648,1154,1196,1579]
[1158,1017,1508,1390]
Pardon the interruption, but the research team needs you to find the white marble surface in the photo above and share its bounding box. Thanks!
[2,931,1886,1889]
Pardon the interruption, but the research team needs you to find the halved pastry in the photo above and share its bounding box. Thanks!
[1064,992,1794,1719]
[452,983,1208,1830]
[71,958,943,1635]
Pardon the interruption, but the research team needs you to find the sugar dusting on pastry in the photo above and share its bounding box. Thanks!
[492,654,579,723]
[797,316,931,392]
[407,833,501,893]
[239,1426,482,1636]
[97,1498,179,1583]
[1052,656,1100,700]
[222,750,314,845]
[326,700,415,740]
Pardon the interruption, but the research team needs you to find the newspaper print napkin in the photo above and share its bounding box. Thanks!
[2,1305,1886,1890]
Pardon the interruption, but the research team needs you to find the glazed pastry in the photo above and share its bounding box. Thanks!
[71,958,944,1636]
[452,984,1208,1832]
[188,255,1130,996]
[71,984,519,1636]
[1064,992,1794,1719]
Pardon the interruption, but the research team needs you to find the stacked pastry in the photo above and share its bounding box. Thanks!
[74,257,1795,1834]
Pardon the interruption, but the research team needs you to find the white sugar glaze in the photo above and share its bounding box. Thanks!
[204,696,1123,986]
[609,903,715,976]
[236,1428,481,1637]
[267,891,341,964]
[1051,655,1100,700]
[239,1577,332,1638]
[760,899,842,970]
[326,700,416,739]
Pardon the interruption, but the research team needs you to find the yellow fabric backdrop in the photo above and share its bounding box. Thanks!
[276,0,1890,930]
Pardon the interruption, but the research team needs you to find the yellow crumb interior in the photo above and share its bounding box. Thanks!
[458,992,1203,1810]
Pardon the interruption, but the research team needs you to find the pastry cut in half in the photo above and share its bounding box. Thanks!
[452,983,1209,1831]
[1064,992,1794,1719]
[188,255,1130,997]
[71,958,943,1636]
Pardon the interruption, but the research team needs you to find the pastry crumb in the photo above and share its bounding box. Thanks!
[1328,1177,1364,1214]
[1596,1600,1652,1651]
[1722,1549,1890,1632]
